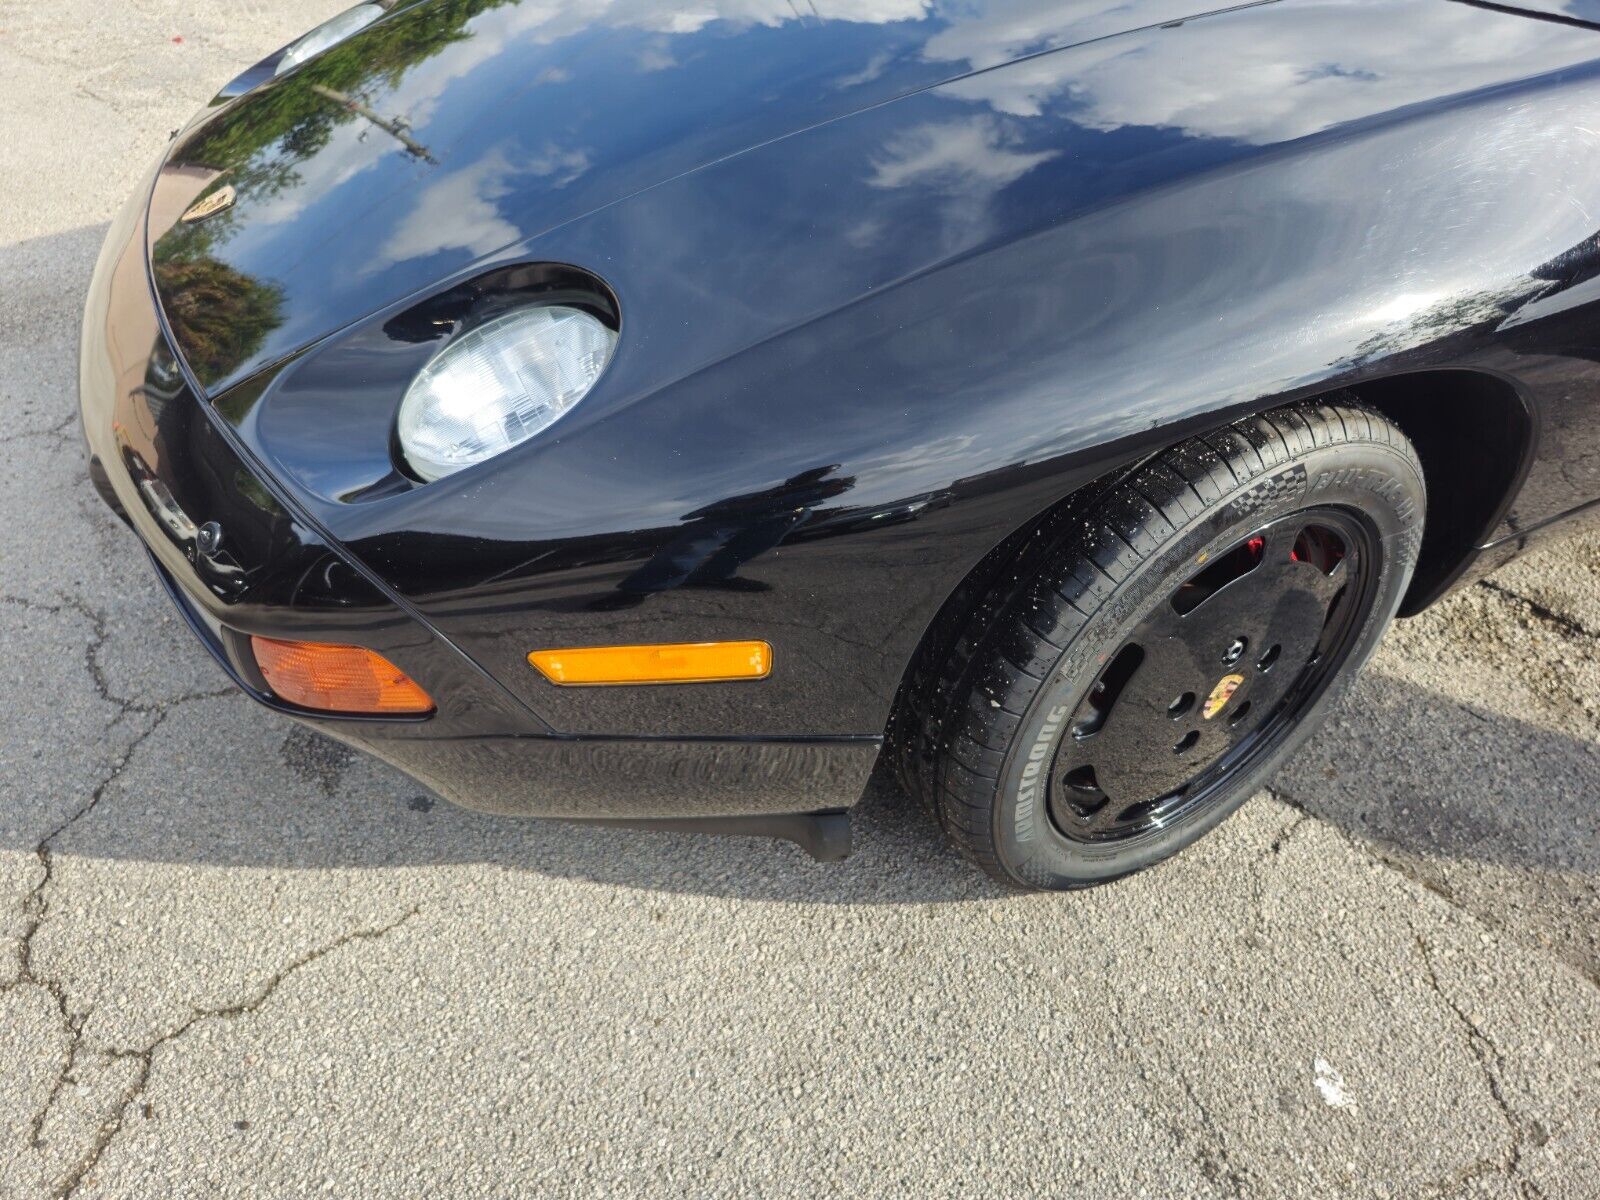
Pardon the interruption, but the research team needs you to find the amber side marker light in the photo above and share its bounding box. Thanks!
[528,641,772,686]
[250,636,434,715]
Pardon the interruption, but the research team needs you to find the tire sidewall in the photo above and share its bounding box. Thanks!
[992,442,1424,889]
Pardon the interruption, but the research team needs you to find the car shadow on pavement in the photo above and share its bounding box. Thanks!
[458,664,1600,910]
[36,660,1600,916]
[1273,669,1599,880]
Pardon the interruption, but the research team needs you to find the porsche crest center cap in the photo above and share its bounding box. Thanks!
[1202,673,1245,720]
[182,184,236,224]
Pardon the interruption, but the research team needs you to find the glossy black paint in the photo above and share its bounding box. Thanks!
[84,0,1600,822]
[150,0,1239,392]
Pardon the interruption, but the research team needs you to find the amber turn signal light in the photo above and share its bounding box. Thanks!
[250,636,434,715]
[528,641,772,686]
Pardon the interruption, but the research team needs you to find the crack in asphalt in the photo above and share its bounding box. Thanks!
[0,407,81,451]
[1266,810,1310,857]
[1244,805,1309,954]
[29,1024,89,1151]
[2,591,236,715]
[1273,785,1462,906]
[0,593,69,615]
[5,711,169,1151]
[61,593,237,716]
[1108,987,1253,1197]
[1262,796,1557,1195]
[1411,930,1548,1199]
[1477,579,1599,642]
[2,594,236,1165]
[942,889,1257,1194]
[1165,1061,1251,1198]
[51,907,421,1200]
[3,588,418,1194]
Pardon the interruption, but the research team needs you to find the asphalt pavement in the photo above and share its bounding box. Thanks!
[2,3,1599,1196]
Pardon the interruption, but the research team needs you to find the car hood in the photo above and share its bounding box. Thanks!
[147,0,1231,394]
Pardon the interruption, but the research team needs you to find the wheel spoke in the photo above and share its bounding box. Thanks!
[1068,640,1149,739]
[1307,555,1352,603]
[1261,524,1300,568]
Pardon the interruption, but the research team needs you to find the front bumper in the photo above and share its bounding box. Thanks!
[77,178,877,827]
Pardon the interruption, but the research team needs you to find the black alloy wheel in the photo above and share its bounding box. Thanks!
[894,401,1426,890]
[1048,508,1372,844]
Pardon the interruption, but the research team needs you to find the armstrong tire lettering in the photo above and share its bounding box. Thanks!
[1015,704,1071,842]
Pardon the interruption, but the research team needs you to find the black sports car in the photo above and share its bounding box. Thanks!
[81,0,1600,889]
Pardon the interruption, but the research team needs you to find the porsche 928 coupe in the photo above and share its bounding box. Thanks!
[81,0,1600,888]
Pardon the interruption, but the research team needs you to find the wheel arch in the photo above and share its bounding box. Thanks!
[1335,368,1534,615]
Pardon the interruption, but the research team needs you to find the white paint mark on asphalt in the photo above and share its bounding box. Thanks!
[1314,1057,1351,1108]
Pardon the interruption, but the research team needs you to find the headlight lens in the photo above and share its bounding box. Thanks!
[397,305,618,482]
[275,4,386,76]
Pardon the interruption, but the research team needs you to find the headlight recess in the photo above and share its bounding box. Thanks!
[396,304,618,482]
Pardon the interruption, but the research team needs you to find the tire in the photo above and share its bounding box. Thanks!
[894,400,1425,890]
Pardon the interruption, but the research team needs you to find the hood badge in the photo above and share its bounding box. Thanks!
[1202,673,1245,720]
[181,184,236,224]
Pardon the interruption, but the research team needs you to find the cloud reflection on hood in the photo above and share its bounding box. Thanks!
[867,114,1058,249]
[939,0,1600,142]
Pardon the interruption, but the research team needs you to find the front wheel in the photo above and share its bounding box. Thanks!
[896,401,1426,890]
